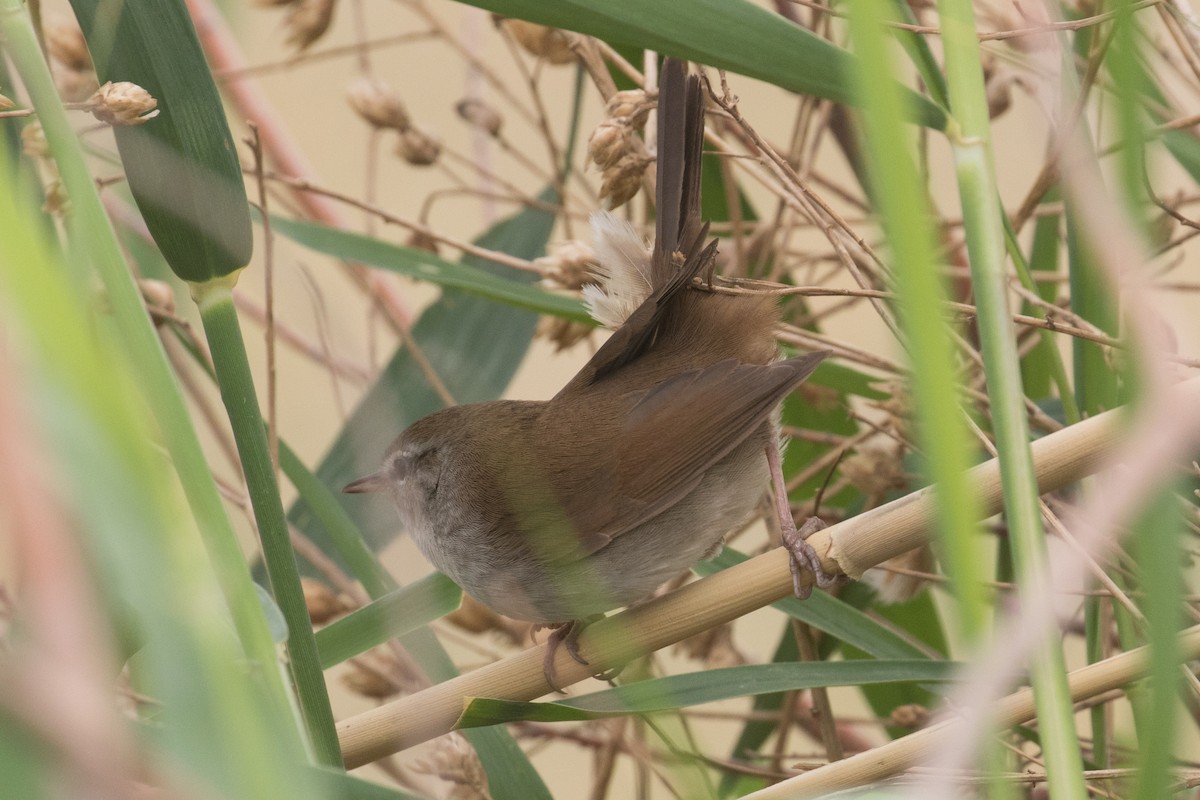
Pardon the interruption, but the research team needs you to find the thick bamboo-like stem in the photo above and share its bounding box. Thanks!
[745,624,1200,798]
[337,377,1200,768]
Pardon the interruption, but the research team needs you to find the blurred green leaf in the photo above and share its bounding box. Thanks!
[458,660,958,726]
[700,152,757,226]
[315,574,462,669]
[718,625,797,797]
[842,585,948,737]
[305,766,425,799]
[254,582,289,644]
[469,0,947,128]
[68,0,251,281]
[0,713,50,800]
[267,212,593,323]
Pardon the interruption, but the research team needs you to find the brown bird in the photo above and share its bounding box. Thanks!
[346,59,834,688]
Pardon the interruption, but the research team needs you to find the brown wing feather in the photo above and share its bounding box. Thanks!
[544,352,828,558]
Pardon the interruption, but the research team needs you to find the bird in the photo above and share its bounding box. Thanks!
[345,58,834,689]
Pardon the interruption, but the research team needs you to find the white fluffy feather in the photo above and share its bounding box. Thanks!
[582,211,654,329]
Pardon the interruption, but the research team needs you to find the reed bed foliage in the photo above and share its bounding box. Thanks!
[0,0,1198,798]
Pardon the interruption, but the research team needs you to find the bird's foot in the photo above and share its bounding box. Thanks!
[782,516,846,600]
[538,617,603,692]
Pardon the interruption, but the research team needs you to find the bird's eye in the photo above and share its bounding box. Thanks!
[392,446,437,482]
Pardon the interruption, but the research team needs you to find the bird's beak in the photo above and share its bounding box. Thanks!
[342,470,388,494]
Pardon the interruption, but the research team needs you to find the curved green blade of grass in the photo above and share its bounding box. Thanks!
[195,282,341,766]
[846,0,989,640]
[266,212,592,323]
[67,0,251,281]
[458,660,959,726]
[465,0,947,129]
[315,574,462,669]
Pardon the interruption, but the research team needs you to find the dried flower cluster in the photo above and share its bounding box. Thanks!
[283,0,336,51]
[413,733,492,800]
[346,76,410,130]
[341,660,403,699]
[495,18,575,64]
[300,577,344,624]
[43,14,99,102]
[87,81,159,126]
[588,89,656,208]
[345,76,442,167]
[20,122,48,159]
[455,98,503,138]
[534,239,598,350]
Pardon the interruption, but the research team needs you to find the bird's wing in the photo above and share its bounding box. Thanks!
[551,352,828,557]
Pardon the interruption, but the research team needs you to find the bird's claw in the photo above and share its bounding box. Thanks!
[782,516,845,600]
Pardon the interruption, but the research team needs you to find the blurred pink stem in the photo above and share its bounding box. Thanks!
[186,0,412,328]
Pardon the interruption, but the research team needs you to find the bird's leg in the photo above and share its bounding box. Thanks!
[766,441,844,599]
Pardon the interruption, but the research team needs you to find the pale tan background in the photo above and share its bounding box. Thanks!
[27,0,1198,794]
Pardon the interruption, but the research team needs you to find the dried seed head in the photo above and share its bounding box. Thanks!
[445,594,500,634]
[535,315,593,352]
[0,92,13,111]
[285,0,335,51]
[21,123,48,159]
[840,446,908,498]
[1150,210,1176,248]
[341,662,401,699]
[455,98,503,137]
[44,14,93,72]
[406,229,440,255]
[598,154,650,209]
[532,237,597,350]
[87,81,159,126]
[535,239,595,291]
[413,733,491,800]
[587,118,633,170]
[301,577,341,624]
[137,279,176,316]
[987,79,1012,120]
[43,179,70,217]
[346,76,409,130]
[498,18,575,64]
[444,595,528,646]
[53,64,100,103]
[676,623,746,669]
[606,88,653,129]
[981,60,1016,120]
[395,127,441,166]
[871,383,912,439]
[889,703,931,729]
